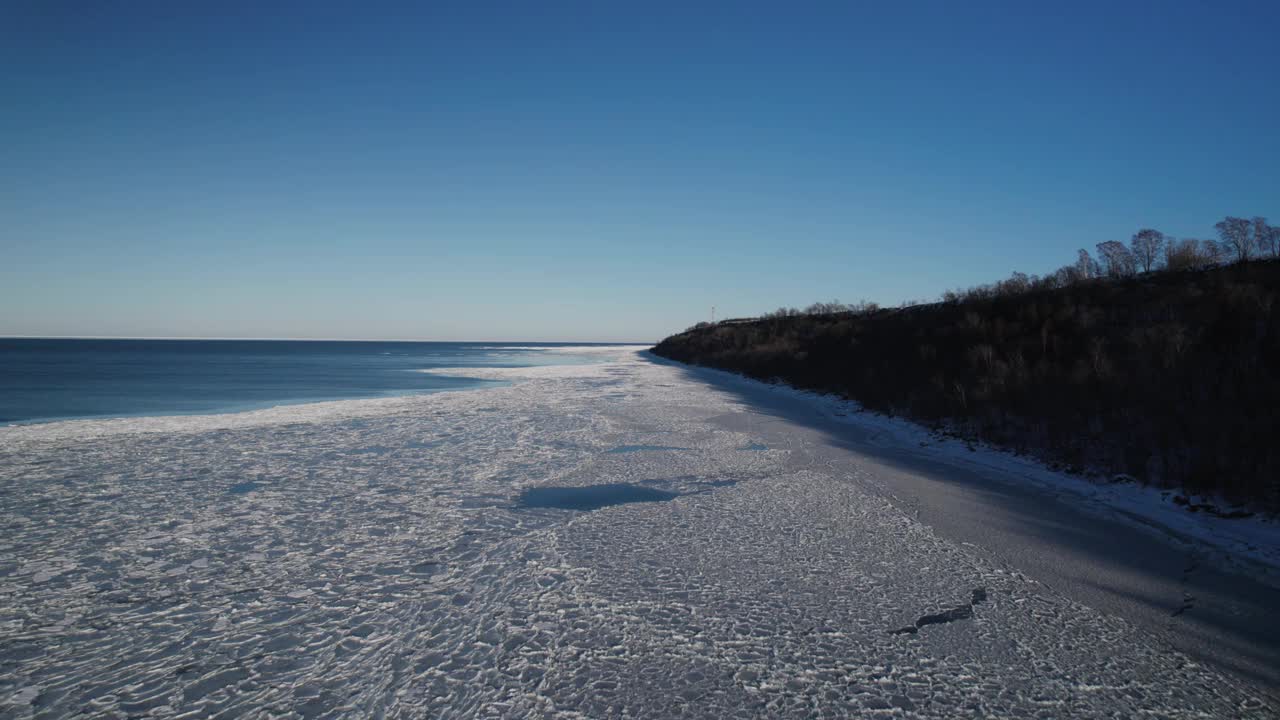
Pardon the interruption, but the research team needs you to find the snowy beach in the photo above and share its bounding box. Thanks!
[2,346,1277,717]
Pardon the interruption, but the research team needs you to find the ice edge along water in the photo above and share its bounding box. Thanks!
[0,345,652,442]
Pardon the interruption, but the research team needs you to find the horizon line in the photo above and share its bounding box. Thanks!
[0,335,656,345]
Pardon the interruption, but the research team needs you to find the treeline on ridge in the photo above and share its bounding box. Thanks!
[653,216,1280,511]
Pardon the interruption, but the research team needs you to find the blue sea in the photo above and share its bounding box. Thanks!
[0,339,616,424]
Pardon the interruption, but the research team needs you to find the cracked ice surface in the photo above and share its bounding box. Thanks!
[0,349,1272,718]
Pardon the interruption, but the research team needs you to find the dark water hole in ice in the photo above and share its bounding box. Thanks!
[518,484,680,511]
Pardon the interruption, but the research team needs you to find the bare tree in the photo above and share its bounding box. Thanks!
[1253,217,1278,258]
[1076,248,1101,279]
[1201,238,1226,266]
[1130,228,1164,273]
[999,271,1031,295]
[804,300,850,315]
[1053,264,1084,286]
[1164,238,1205,271]
[1215,216,1253,262]
[1096,241,1136,278]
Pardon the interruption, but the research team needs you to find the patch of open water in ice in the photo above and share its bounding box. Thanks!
[518,483,680,511]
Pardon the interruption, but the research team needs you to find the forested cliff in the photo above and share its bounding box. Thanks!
[653,260,1280,511]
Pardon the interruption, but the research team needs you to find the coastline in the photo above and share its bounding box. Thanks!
[2,347,1276,716]
[645,352,1280,580]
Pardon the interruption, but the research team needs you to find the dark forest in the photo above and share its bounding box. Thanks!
[655,236,1280,512]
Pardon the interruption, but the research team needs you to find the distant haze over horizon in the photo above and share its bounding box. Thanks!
[4,2,1277,342]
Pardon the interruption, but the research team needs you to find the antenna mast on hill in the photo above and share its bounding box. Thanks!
[711,306,716,324]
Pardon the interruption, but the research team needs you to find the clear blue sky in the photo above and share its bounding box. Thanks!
[3,1,1277,342]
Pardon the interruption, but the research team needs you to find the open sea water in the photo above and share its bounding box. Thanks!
[0,338,611,424]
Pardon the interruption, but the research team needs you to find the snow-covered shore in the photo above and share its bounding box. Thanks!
[2,347,1276,717]
[651,354,1280,580]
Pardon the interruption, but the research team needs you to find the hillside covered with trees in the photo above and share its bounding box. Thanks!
[653,217,1280,511]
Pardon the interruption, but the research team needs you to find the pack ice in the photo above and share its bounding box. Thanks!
[0,347,1273,718]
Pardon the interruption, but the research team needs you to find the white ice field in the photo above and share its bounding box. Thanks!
[1,347,1275,718]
